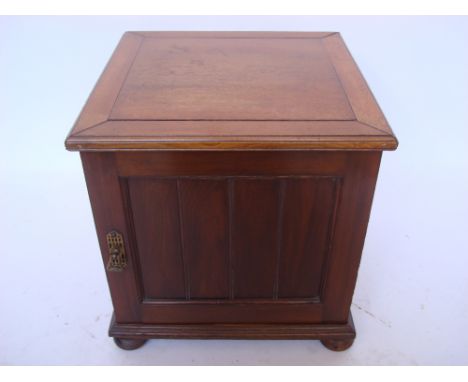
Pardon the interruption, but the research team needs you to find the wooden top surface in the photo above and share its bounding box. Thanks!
[65,31,398,151]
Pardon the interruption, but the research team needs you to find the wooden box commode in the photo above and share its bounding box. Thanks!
[65,32,398,351]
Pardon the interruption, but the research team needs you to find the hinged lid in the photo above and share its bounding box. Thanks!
[65,31,398,151]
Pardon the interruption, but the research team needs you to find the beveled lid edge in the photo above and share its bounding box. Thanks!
[65,31,398,152]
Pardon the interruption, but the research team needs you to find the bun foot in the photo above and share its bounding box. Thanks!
[320,338,354,351]
[113,337,147,350]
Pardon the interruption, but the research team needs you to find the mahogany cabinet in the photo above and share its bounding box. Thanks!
[65,32,398,351]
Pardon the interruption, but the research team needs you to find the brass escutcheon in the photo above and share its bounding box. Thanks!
[106,230,127,272]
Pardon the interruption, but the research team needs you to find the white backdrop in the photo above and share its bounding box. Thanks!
[1,16,467,365]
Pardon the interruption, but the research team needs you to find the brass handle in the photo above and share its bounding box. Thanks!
[106,230,127,272]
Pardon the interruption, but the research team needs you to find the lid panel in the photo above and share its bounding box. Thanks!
[65,31,398,151]
[110,37,354,121]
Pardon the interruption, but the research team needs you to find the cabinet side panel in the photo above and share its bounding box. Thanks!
[322,151,382,322]
[178,179,230,299]
[80,152,141,322]
[278,177,337,298]
[128,178,186,299]
[232,179,279,298]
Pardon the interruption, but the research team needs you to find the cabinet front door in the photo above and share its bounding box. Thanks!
[82,151,380,324]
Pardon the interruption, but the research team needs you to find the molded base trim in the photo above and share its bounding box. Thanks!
[108,312,356,342]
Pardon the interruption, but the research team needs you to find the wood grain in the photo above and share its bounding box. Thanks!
[70,32,396,349]
[109,311,356,340]
[278,177,338,298]
[110,37,354,121]
[80,150,383,328]
[231,179,280,298]
[321,151,382,322]
[115,151,347,177]
[130,31,337,39]
[124,175,338,303]
[322,33,395,136]
[178,179,230,299]
[128,178,186,299]
[80,152,142,322]
[71,33,143,135]
[65,31,398,151]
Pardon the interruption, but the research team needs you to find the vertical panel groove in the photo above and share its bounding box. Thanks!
[176,180,190,300]
[119,177,145,302]
[228,178,235,299]
[274,179,286,299]
[318,177,342,299]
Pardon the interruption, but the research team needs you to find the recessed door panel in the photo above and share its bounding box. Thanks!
[127,175,338,309]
